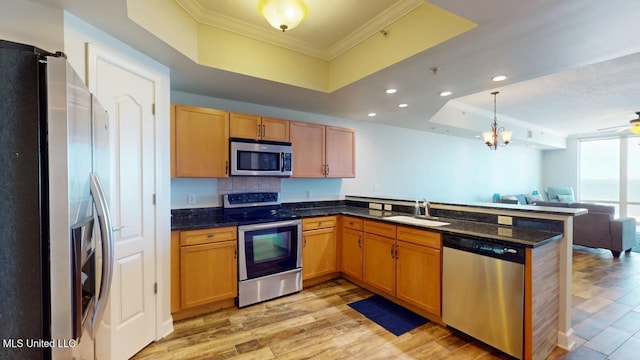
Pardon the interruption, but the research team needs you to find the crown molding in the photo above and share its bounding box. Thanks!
[327,0,424,59]
[175,0,425,60]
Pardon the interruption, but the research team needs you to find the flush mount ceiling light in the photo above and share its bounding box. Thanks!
[398,103,408,108]
[482,91,512,150]
[368,112,377,117]
[439,91,452,97]
[385,88,397,94]
[258,0,308,32]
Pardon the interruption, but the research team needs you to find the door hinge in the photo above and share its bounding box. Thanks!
[154,282,158,294]
[151,103,155,116]
[152,193,156,205]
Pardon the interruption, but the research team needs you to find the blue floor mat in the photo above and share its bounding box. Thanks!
[348,295,428,336]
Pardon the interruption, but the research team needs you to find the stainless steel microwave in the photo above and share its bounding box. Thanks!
[230,138,293,176]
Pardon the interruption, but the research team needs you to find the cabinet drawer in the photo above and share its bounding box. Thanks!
[341,216,363,231]
[364,220,396,239]
[397,226,441,249]
[180,226,237,246]
[303,216,337,231]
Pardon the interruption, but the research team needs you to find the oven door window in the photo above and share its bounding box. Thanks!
[237,150,280,172]
[244,225,298,279]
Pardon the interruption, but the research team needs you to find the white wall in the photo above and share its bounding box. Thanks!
[542,137,579,197]
[172,91,544,208]
[0,0,63,51]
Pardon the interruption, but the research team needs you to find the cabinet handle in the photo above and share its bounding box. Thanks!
[225,160,229,175]
[257,124,261,138]
[234,245,237,259]
[262,125,266,138]
[358,235,361,248]
[390,245,394,258]
[207,234,215,238]
[303,236,307,247]
[326,164,330,176]
[395,245,399,260]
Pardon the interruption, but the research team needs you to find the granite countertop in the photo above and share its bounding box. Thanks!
[172,204,562,248]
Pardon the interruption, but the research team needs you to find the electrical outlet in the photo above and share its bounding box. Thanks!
[187,194,196,205]
[369,203,382,210]
[384,204,392,211]
[498,215,513,226]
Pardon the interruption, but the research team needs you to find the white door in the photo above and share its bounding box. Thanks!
[89,48,157,360]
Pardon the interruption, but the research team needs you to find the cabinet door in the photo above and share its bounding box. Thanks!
[174,105,229,177]
[229,112,261,140]
[302,227,337,280]
[180,241,237,309]
[325,126,355,178]
[261,117,290,142]
[290,121,325,178]
[341,228,363,280]
[363,233,396,296]
[396,241,441,315]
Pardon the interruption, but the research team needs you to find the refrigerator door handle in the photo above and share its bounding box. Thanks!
[89,173,115,339]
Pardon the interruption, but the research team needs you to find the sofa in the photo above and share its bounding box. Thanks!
[534,201,637,257]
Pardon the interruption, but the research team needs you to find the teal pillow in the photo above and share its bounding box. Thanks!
[557,194,575,203]
[547,186,574,202]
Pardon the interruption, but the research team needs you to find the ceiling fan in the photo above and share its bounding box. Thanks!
[597,112,640,134]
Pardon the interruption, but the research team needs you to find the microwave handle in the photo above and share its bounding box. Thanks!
[280,152,285,172]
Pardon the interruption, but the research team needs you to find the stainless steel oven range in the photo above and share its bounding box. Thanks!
[223,192,302,307]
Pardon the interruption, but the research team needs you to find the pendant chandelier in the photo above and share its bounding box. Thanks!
[482,91,512,150]
[258,0,308,32]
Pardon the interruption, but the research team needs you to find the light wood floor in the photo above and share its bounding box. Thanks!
[132,247,640,360]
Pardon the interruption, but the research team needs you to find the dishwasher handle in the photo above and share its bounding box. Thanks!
[443,234,525,264]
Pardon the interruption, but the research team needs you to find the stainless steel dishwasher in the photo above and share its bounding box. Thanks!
[442,234,525,359]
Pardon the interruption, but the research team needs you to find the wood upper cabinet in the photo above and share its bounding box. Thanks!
[396,226,442,316]
[230,112,289,142]
[302,216,337,280]
[290,121,325,177]
[325,126,355,178]
[290,121,355,178]
[175,227,237,310]
[172,105,229,178]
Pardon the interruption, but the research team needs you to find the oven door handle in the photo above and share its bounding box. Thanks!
[239,219,300,231]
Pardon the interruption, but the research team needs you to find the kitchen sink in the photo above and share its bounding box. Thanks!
[384,215,450,227]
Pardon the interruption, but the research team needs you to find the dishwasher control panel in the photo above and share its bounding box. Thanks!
[443,234,525,264]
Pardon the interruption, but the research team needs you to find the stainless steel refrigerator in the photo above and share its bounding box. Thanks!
[0,40,114,360]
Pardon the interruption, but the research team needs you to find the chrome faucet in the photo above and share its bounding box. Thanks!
[421,198,430,217]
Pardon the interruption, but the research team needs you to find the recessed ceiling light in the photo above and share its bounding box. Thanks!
[492,75,507,82]
[368,112,377,117]
[440,91,452,97]
[398,103,408,108]
[385,88,397,94]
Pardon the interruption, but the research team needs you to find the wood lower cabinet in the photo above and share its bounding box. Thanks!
[363,232,396,296]
[172,227,237,313]
[340,216,364,280]
[230,112,289,142]
[172,105,229,178]
[302,216,337,281]
[396,226,442,316]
